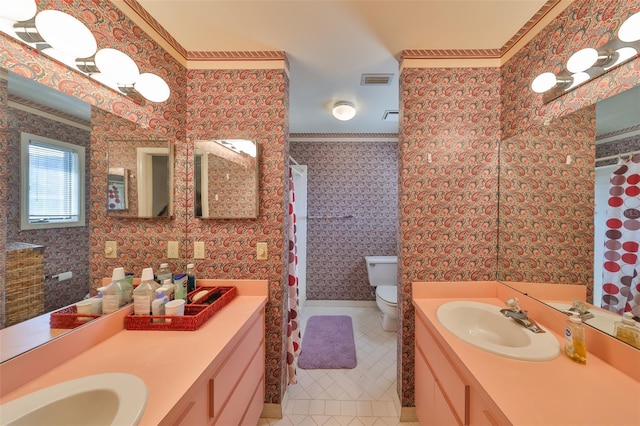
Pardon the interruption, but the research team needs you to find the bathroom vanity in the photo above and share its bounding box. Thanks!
[0,279,268,425]
[413,281,640,426]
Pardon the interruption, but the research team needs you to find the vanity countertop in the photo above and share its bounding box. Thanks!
[413,282,640,426]
[0,280,268,425]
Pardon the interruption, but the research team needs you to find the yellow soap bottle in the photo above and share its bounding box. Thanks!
[614,312,640,349]
[564,313,586,364]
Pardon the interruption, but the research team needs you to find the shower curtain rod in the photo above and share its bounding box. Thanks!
[595,150,640,163]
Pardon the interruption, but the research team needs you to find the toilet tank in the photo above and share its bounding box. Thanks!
[365,256,398,287]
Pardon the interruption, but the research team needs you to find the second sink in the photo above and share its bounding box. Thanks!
[436,301,560,361]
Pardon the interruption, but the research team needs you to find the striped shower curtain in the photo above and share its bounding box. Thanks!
[286,167,301,385]
[601,155,640,317]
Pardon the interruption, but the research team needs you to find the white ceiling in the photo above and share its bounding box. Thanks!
[135,0,548,135]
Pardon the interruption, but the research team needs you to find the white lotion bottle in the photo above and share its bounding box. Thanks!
[133,268,159,315]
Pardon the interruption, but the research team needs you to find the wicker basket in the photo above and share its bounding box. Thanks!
[124,286,237,331]
[50,305,102,329]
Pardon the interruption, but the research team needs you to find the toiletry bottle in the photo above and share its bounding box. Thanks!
[186,263,196,293]
[101,281,121,315]
[173,273,188,301]
[91,289,103,315]
[159,278,175,301]
[111,267,133,306]
[133,268,160,315]
[614,312,640,349]
[156,262,172,284]
[564,313,587,364]
[151,289,168,323]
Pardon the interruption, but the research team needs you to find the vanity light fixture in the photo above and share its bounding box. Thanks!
[0,0,36,22]
[531,11,640,102]
[618,11,640,43]
[0,4,171,103]
[332,101,357,121]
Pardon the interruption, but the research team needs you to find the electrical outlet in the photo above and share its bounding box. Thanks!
[257,242,268,260]
[105,241,117,259]
[194,241,205,259]
[168,241,179,259]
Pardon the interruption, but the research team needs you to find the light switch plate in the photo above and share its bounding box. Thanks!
[194,241,205,259]
[168,241,179,259]
[257,242,268,260]
[105,241,117,259]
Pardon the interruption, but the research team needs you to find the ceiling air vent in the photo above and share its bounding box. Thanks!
[382,110,399,121]
[361,73,393,86]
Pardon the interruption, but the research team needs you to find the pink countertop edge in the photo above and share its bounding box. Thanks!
[412,281,640,426]
[0,280,268,425]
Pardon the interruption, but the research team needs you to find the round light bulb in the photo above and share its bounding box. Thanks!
[332,102,356,121]
[566,48,598,73]
[95,48,140,86]
[0,0,37,22]
[565,72,590,91]
[35,10,96,59]
[607,47,638,69]
[134,72,170,102]
[618,11,640,42]
[531,72,558,94]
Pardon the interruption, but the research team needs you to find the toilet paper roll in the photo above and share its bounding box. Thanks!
[56,271,73,281]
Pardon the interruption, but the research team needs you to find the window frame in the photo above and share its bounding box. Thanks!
[20,132,86,230]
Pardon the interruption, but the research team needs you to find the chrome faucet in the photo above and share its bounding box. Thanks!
[500,297,546,333]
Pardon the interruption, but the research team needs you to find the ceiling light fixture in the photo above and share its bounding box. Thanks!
[332,101,356,121]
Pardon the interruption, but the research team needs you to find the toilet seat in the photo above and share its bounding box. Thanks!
[376,286,397,305]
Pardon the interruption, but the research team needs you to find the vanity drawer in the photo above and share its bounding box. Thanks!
[416,313,469,425]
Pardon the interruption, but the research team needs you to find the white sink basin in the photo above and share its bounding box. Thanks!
[0,373,147,426]
[437,301,560,361]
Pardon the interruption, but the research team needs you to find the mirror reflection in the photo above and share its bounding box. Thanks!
[3,69,91,332]
[499,84,640,345]
[194,139,259,219]
[107,140,172,218]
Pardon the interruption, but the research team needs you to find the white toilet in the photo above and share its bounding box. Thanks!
[365,256,398,332]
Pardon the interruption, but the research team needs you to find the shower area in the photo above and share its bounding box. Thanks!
[289,140,398,304]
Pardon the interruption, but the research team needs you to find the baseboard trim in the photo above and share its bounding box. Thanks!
[400,406,418,422]
[304,300,377,308]
[261,403,283,419]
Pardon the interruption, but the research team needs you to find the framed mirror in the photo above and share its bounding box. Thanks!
[194,139,259,219]
[107,140,173,218]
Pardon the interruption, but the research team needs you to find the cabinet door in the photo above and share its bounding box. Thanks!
[415,345,436,424]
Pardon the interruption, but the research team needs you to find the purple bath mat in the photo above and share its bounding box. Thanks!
[298,315,357,369]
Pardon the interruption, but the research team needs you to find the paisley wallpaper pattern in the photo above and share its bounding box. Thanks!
[289,141,398,301]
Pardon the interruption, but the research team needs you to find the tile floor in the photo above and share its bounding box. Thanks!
[259,304,419,426]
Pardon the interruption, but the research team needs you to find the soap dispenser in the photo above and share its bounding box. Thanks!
[564,313,586,364]
[614,312,640,349]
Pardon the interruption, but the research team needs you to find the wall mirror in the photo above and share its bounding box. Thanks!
[2,69,94,360]
[194,139,259,219]
[498,84,640,346]
[107,140,173,218]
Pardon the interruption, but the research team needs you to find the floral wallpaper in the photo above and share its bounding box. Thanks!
[0,75,8,326]
[4,107,91,316]
[185,68,288,404]
[289,141,398,301]
[398,67,502,405]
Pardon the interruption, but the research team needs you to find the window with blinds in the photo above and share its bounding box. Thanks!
[20,132,85,230]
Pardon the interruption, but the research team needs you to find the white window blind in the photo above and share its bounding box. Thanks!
[21,133,85,229]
